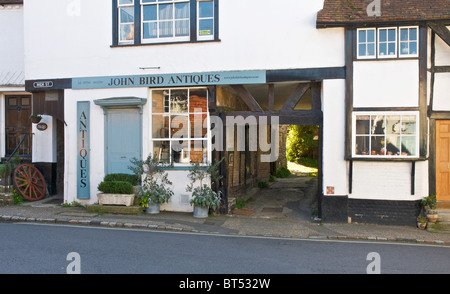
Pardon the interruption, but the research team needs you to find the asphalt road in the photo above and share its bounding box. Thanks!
[0,222,449,275]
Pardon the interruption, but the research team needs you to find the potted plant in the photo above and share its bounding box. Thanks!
[421,194,438,223]
[417,216,428,230]
[97,178,135,207]
[186,159,223,218]
[29,114,42,124]
[129,155,173,214]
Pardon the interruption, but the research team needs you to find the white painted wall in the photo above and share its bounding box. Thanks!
[32,115,57,163]
[322,79,347,196]
[0,4,24,76]
[349,161,427,201]
[432,73,450,111]
[23,0,344,80]
[353,60,419,108]
[435,29,450,66]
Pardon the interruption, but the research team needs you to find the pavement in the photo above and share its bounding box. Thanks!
[1,172,450,246]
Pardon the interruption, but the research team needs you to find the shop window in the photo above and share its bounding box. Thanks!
[152,88,209,164]
[113,0,218,46]
[353,112,419,158]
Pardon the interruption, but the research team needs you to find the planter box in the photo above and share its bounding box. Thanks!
[98,193,135,207]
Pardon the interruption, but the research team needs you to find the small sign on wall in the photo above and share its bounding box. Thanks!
[77,101,90,199]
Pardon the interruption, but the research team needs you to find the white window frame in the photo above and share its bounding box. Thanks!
[398,26,419,58]
[352,111,420,158]
[151,88,211,166]
[377,27,397,59]
[118,0,135,44]
[141,0,191,44]
[357,28,377,59]
[197,0,215,41]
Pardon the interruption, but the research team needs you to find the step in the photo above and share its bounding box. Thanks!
[437,201,450,209]
[436,209,450,222]
[427,221,450,233]
[86,204,143,215]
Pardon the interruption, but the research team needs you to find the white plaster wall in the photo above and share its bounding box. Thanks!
[435,28,450,66]
[23,0,344,80]
[349,161,427,201]
[432,73,450,111]
[322,79,347,196]
[353,60,419,108]
[32,115,57,163]
[0,5,24,75]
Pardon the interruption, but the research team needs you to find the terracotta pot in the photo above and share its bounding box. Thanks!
[427,213,438,223]
[417,222,427,230]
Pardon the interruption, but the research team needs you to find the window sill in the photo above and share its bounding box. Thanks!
[111,39,221,48]
[347,156,426,162]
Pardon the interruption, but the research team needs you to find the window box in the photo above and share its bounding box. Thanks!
[352,112,419,158]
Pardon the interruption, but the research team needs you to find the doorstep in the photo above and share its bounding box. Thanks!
[86,204,143,215]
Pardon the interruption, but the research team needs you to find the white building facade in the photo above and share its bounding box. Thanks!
[21,0,450,225]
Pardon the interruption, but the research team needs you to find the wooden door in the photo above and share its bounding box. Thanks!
[106,108,141,174]
[436,120,450,202]
[5,96,32,156]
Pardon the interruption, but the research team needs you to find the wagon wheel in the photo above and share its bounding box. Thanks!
[13,164,47,201]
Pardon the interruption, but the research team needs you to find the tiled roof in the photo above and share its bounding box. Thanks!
[317,0,450,27]
[0,71,25,87]
[0,0,23,4]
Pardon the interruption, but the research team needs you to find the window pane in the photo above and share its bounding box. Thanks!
[175,20,189,36]
[190,113,207,138]
[371,136,384,155]
[152,90,166,113]
[189,88,207,112]
[379,29,386,42]
[359,44,367,56]
[386,135,401,155]
[388,29,396,41]
[410,28,417,41]
[409,41,417,55]
[159,21,173,37]
[356,115,370,135]
[402,115,416,134]
[120,7,134,23]
[190,141,207,163]
[367,29,375,42]
[367,44,375,56]
[359,30,366,43]
[120,23,134,41]
[355,136,370,155]
[401,136,416,156]
[143,22,158,39]
[143,5,157,21]
[175,2,189,19]
[170,90,188,113]
[153,141,170,163]
[159,4,173,20]
[400,28,409,41]
[388,43,396,55]
[199,19,214,36]
[172,140,190,163]
[119,0,134,5]
[170,115,189,138]
[386,115,401,134]
[379,43,387,56]
[199,1,214,18]
[153,115,170,138]
[400,42,408,55]
[371,115,385,135]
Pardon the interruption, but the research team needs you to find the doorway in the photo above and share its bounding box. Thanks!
[105,108,142,174]
[5,95,32,158]
[436,120,450,202]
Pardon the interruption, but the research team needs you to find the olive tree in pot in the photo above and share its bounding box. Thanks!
[186,159,223,218]
[129,155,173,214]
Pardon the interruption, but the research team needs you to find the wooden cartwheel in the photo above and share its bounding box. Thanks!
[13,163,47,201]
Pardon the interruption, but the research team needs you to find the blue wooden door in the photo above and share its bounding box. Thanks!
[106,108,141,174]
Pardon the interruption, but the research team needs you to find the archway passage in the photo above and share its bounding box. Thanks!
[211,82,323,217]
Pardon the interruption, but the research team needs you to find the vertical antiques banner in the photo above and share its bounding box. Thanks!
[77,101,90,199]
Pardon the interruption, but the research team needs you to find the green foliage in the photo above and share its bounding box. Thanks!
[269,175,276,182]
[235,197,254,209]
[97,181,134,194]
[421,194,437,210]
[12,189,23,205]
[258,180,269,188]
[286,125,319,161]
[186,159,223,210]
[129,155,174,206]
[275,167,291,178]
[104,173,139,185]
